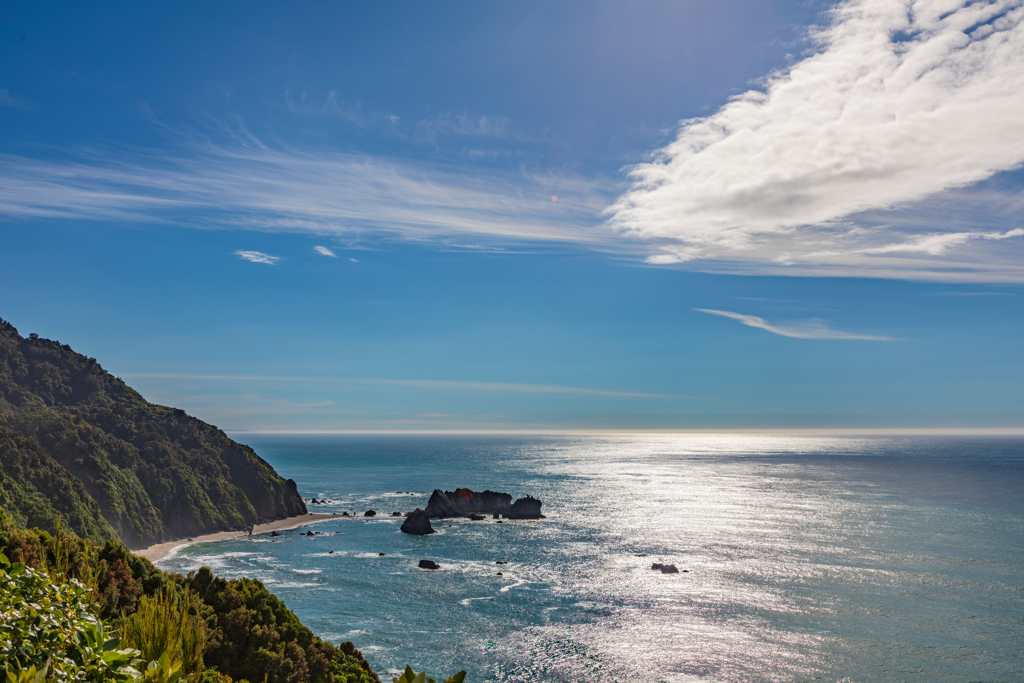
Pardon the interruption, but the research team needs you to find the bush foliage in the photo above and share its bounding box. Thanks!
[0,509,380,683]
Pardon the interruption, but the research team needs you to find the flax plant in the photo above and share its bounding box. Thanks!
[119,585,207,676]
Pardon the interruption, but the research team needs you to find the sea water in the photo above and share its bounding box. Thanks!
[156,434,1024,682]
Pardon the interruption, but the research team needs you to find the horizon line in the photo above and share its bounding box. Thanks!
[221,427,1024,436]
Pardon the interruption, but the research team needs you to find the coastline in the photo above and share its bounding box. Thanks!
[133,513,339,563]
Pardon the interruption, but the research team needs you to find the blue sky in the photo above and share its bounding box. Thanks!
[1,0,1022,431]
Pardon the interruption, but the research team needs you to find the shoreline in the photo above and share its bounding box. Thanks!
[133,513,340,563]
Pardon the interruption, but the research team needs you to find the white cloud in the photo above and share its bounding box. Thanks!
[234,250,280,265]
[860,228,1024,254]
[610,0,1024,280]
[314,245,337,257]
[0,143,611,248]
[694,309,894,340]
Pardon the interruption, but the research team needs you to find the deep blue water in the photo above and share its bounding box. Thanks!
[157,434,1024,682]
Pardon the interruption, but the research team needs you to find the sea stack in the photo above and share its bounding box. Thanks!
[400,508,435,535]
[423,488,544,519]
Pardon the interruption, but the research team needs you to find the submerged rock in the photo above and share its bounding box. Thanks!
[400,508,435,535]
[418,559,440,570]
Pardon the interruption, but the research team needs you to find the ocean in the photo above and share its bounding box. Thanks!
[156,434,1024,682]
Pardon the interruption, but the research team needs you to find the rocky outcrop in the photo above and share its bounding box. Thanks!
[651,563,679,574]
[423,488,545,519]
[364,510,376,517]
[424,488,512,518]
[418,559,440,570]
[506,496,543,519]
[400,508,435,535]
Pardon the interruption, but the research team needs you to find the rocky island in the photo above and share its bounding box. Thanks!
[424,487,544,519]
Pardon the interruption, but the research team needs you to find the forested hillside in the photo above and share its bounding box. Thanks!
[0,317,306,547]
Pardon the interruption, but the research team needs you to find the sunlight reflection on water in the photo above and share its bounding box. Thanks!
[159,434,1024,682]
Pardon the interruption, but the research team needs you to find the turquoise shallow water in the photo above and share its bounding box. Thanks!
[157,434,1024,682]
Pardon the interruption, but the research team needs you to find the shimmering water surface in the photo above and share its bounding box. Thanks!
[157,434,1024,682]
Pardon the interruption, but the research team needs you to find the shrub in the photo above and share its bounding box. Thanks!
[0,552,142,682]
[119,586,207,676]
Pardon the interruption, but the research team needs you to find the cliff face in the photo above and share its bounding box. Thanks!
[0,317,306,547]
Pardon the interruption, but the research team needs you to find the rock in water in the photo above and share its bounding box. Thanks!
[400,508,435,535]
[424,488,544,518]
[364,510,376,517]
[660,564,679,574]
[468,513,485,521]
[424,488,512,517]
[418,559,440,570]
[506,496,543,519]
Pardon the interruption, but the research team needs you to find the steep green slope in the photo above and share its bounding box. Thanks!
[0,317,306,547]
[0,416,116,543]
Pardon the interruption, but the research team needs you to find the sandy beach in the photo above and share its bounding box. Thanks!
[133,513,340,563]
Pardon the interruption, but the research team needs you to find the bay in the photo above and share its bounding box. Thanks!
[157,434,1024,682]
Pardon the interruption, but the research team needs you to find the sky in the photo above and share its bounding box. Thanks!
[1,0,1022,431]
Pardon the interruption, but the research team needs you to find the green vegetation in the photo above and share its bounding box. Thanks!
[0,508,380,683]
[0,318,306,548]
[0,318,465,682]
[119,586,207,675]
[0,552,143,683]
[390,667,466,683]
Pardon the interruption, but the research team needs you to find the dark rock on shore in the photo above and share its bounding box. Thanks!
[469,513,484,521]
[400,508,435,535]
[418,559,440,570]
[270,531,280,537]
